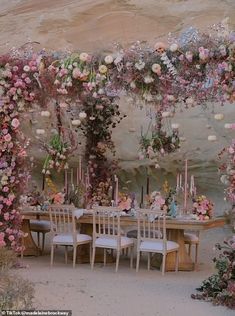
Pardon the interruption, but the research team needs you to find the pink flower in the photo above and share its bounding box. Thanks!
[8,235,15,241]
[53,192,65,204]
[24,77,31,84]
[4,133,12,142]
[2,186,9,192]
[3,212,9,220]
[11,118,20,129]
[72,68,82,79]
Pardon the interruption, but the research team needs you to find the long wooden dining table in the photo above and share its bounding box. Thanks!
[21,209,225,271]
[78,214,225,271]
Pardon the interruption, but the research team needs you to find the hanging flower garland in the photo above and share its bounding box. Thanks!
[139,111,180,159]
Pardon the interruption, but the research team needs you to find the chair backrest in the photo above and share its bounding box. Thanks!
[92,206,122,241]
[49,204,76,236]
[137,208,167,244]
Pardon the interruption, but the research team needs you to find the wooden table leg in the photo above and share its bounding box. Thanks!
[21,219,41,256]
[77,223,114,264]
[151,229,194,271]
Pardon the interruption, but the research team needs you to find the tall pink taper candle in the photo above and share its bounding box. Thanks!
[184,159,188,212]
[78,156,82,181]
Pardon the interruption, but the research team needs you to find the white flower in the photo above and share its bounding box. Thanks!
[135,60,145,71]
[169,43,178,52]
[71,119,81,126]
[171,123,179,129]
[224,123,231,129]
[185,97,194,105]
[144,75,154,84]
[167,94,175,102]
[104,55,113,64]
[143,92,153,102]
[36,129,45,135]
[79,112,87,119]
[162,111,170,118]
[151,63,161,74]
[40,111,51,117]
[99,65,108,74]
[208,135,217,142]
[214,113,224,121]
[79,52,89,62]
[114,55,123,65]
[23,65,30,72]
[130,81,136,89]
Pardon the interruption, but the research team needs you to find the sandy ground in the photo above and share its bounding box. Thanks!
[17,226,234,316]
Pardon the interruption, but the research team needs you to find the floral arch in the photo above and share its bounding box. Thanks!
[0,23,235,249]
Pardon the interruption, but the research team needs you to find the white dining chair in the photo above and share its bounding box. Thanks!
[49,204,92,268]
[136,209,179,275]
[91,206,134,272]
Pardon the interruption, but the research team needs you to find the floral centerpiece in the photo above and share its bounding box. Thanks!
[149,191,167,211]
[118,193,132,212]
[192,195,213,220]
[192,236,235,309]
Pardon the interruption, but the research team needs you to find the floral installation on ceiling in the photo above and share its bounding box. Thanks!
[0,21,234,248]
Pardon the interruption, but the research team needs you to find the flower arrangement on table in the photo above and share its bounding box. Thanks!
[149,191,167,212]
[118,193,132,212]
[192,195,214,220]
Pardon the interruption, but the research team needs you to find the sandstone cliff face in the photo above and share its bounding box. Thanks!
[1,0,235,213]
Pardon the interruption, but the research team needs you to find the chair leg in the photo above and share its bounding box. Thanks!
[175,251,179,272]
[91,246,96,270]
[65,246,68,264]
[73,245,77,268]
[147,252,151,271]
[195,243,199,265]
[42,233,46,254]
[89,243,92,265]
[130,247,133,269]
[37,232,40,248]
[136,251,140,272]
[115,250,120,272]
[104,248,106,266]
[125,248,129,256]
[162,253,166,276]
[50,244,54,266]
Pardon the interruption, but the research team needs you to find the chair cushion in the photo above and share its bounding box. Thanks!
[30,220,51,232]
[139,240,179,252]
[95,236,134,249]
[53,233,92,245]
[184,233,199,243]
